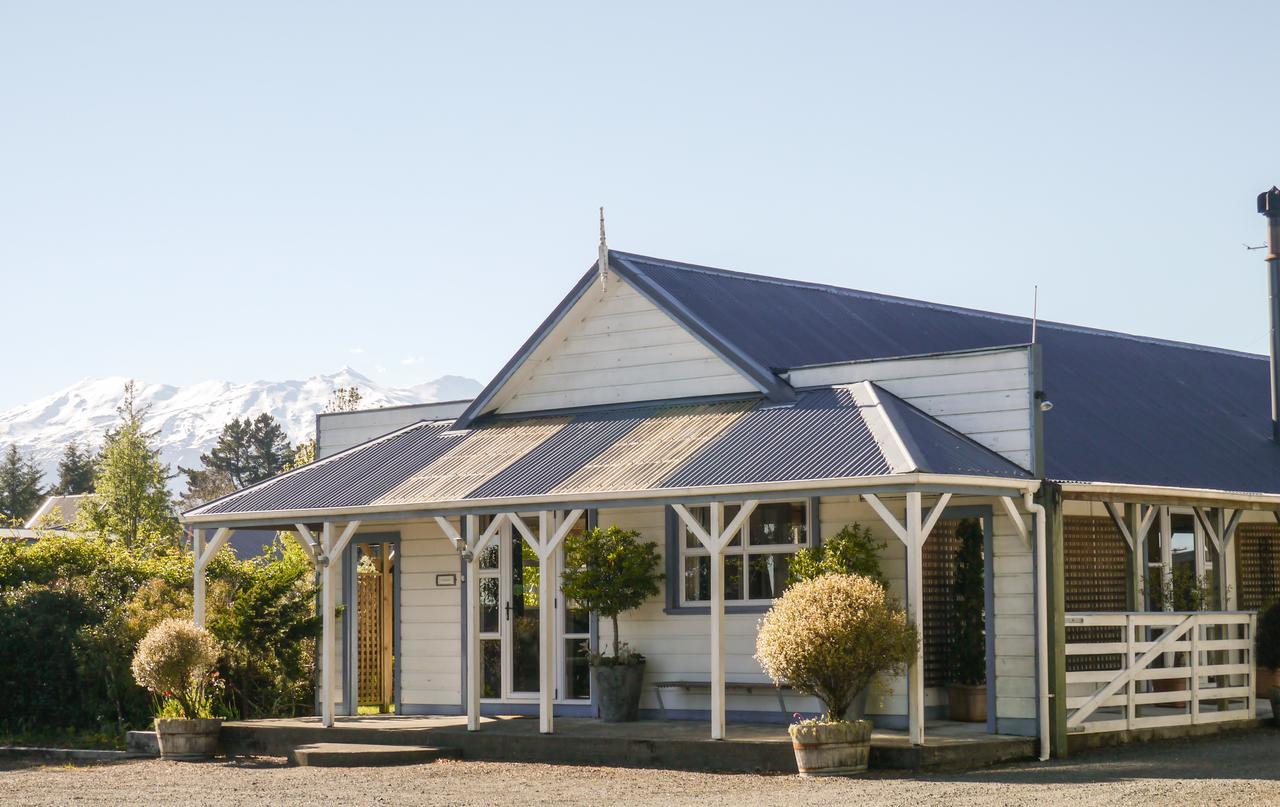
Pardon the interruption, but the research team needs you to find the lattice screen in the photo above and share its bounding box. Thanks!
[1062,516,1129,672]
[922,518,963,688]
[357,571,385,707]
[1236,523,1280,611]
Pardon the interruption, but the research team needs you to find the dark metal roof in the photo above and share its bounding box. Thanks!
[617,252,1280,495]
[187,384,1024,518]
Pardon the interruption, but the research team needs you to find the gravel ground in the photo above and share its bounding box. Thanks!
[1,729,1277,807]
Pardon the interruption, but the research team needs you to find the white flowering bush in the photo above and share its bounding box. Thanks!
[755,574,917,720]
[131,618,221,719]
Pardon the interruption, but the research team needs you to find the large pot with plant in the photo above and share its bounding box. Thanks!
[132,618,224,760]
[756,574,917,776]
[1256,602,1280,719]
[786,523,886,720]
[561,525,663,722]
[948,518,986,722]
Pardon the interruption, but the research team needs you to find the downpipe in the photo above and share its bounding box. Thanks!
[1024,490,1051,761]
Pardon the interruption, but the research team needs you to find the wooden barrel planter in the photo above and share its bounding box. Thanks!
[788,720,872,776]
[155,718,223,760]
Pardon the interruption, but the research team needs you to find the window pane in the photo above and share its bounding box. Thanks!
[748,553,791,600]
[479,576,500,633]
[750,502,807,546]
[479,543,499,570]
[725,555,743,600]
[684,556,709,602]
[683,505,743,548]
[565,598,590,635]
[564,638,591,700]
[481,638,501,698]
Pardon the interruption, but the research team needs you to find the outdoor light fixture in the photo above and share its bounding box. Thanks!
[460,549,474,564]
[1039,400,1054,412]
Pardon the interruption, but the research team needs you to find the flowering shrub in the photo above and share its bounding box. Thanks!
[131,618,220,719]
[755,574,917,720]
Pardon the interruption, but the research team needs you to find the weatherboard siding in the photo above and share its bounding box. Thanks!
[495,278,755,415]
[317,402,470,459]
[785,347,1035,470]
[392,520,464,707]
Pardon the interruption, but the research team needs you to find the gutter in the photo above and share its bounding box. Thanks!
[1058,481,1280,509]
[184,473,1040,527]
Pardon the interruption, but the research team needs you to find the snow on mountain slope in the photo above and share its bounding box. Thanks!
[0,368,481,489]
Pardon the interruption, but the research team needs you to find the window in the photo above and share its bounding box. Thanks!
[678,501,808,605]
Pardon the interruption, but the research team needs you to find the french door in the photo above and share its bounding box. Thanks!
[476,515,592,703]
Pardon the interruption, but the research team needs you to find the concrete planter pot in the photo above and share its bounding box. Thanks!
[947,683,987,723]
[789,720,872,776]
[593,661,645,722]
[155,718,222,760]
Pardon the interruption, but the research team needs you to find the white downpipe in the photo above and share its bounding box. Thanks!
[1023,491,1050,761]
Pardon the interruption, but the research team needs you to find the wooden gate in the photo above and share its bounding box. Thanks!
[1064,611,1255,735]
[356,547,394,711]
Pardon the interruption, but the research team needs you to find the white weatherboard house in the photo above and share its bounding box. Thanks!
[186,213,1280,759]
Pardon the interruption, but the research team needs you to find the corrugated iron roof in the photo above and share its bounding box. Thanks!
[615,252,1280,495]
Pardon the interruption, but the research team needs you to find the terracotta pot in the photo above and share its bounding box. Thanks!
[1152,676,1188,709]
[1256,666,1280,699]
[789,720,872,776]
[155,717,222,760]
[947,683,987,723]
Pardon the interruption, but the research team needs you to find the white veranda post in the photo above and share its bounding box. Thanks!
[192,527,232,627]
[435,514,506,732]
[672,500,758,741]
[508,509,585,734]
[306,520,362,728]
[862,491,950,746]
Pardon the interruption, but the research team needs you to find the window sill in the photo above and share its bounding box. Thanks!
[664,603,774,616]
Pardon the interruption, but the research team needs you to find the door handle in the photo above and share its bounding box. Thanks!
[505,601,513,621]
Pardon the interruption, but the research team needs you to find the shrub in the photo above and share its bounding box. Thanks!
[787,523,885,588]
[1258,601,1280,670]
[131,619,220,719]
[755,574,917,720]
[560,525,662,663]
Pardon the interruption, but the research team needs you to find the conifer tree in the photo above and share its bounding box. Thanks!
[0,444,45,523]
[53,439,96,495]
[80,381,178,548]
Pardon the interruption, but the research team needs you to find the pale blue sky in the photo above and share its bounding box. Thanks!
[3,2,1279,410]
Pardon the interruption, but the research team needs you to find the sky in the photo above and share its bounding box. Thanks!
[2,2,1279,410]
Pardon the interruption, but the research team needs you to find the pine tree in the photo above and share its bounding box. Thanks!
[247,413,294,482]
[205,417,256,488]
[53,439,96,495]
[178,464,237,510]
[80,381,178,548]
[0,444,45,523]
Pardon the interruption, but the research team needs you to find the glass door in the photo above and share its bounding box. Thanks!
[506,534,541,699]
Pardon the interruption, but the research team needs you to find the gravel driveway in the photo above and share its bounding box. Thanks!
[2,729,1277,806]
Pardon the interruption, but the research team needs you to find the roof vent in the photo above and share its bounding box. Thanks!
[1257,187,1280,442]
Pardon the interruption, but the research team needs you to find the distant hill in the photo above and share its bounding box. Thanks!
[0,368,481,489]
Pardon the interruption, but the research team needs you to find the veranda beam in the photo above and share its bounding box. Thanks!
[672,500,758,740]
[507,509,584,734]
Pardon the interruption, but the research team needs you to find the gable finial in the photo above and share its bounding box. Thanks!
[598,206,609,290]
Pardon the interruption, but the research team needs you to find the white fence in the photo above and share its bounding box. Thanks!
[1064,611,1256,735]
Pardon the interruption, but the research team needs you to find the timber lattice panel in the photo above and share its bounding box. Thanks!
[1236,523,1280,611]
[922,518,963,688]
[357,571,384,707]
[1063,516,1128,672]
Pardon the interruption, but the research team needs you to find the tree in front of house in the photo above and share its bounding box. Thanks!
[54,440,96,495]
[0,444,45,523]
[80,381,179,549]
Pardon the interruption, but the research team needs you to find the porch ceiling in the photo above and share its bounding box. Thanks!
[184,382,1033,528]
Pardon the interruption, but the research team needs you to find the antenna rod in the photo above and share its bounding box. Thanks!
[1031,285,1039,344]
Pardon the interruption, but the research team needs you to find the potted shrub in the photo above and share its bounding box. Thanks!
[131,618,224,760]
[755,574,917,776]
[1256,601,1280,717]
[948,518,986,722]
[561,525,662,722]
[786,522,886,719]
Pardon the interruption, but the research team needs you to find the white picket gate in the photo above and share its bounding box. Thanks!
[1064,611,1256,735]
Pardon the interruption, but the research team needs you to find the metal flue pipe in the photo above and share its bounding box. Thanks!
[1258,187,1280,442]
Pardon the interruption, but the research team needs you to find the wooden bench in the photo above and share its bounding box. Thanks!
[652,680,795,718]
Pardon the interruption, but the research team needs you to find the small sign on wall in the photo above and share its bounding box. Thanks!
[435,573,458,587]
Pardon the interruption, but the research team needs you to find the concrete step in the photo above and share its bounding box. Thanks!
[288,743,461,767]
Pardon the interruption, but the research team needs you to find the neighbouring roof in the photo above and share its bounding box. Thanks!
[188,382,1029,520]
[24,493,93,529]
[611,252,1280,495]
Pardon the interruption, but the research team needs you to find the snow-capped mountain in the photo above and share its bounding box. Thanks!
[0,368,482,488]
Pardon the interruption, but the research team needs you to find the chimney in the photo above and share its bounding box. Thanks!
[1258,187,1280,442]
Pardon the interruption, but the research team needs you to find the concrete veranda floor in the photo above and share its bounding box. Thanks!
[6,726,1280,807]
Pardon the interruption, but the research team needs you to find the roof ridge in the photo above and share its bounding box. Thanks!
[612,250,1266,363]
